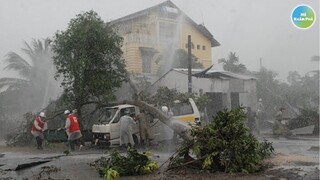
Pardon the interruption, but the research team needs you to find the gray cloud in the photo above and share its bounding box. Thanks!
[0,0,318,81]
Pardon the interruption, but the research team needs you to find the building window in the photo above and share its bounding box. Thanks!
[197,45,200,50]
[202,45,206,50]
[142,54,152,73]
[140,47,157,74]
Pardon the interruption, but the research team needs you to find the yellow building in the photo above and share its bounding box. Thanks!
[110,0,220,75]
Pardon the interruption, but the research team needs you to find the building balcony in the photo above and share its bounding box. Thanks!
[125,33,179,48]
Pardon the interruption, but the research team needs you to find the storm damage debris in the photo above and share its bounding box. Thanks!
[123,100,193,141]
[30,165,61,180]
[89,147,159,179]
[2,159,51,171]
[308,146,320,151]
[15,160,51,171]
[167,108,274,173]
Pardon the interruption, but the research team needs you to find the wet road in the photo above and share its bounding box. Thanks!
[0,132,319,179]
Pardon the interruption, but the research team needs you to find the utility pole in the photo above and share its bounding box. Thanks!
[259,57,262,70]
[187,35,192,93]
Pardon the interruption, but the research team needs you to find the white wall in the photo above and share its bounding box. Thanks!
[244,79,257,112]
[152,70,257,111]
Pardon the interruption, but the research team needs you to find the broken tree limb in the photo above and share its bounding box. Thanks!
[167,155,206,171]
[123,100,193,141]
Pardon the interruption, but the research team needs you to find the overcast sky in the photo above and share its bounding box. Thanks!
[0,0,319,81]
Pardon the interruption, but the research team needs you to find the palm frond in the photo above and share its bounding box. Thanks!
[34,39,44,54]
[22,40,36,63]
[44,38,51,52]
[4,52,32,77]
[0,77,29,90]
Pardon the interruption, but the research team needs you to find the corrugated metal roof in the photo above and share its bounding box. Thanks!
[151,67,256,88]
[173,67,257,80]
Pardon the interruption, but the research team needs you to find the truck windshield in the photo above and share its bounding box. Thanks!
[172,102,194,116]
[98,107,118,124]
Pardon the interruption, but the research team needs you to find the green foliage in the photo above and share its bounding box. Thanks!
[218,52,247,74]
[171,49,204,69]
[169,107,274,173]
[252,67,319,120]
[90,147,158,177]
[284,71,319,109]
[252,67,283,118]
[147,87,210,111]
[151,87,180,107]
[130,74,153,102]
[104,168,119,180]
[0,38,55,112]
[157,49,204,75]
[193,93,211,112]
[5,112,35,146]
[288,107,319,135]
[52,10,128,121]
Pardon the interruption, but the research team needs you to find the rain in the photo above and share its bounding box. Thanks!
[0,0,319,179]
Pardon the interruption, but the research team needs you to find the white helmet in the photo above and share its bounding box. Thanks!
[161,106,168,113]
[39,112,46,118]
[64,110,70,115]
[259,98,262,102]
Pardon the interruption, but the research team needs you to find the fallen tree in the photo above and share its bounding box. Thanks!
[123,99,193,141]
[4,113,35,146]
[167,107,274,173]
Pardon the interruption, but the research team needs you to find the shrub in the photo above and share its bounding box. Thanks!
[90,147,159,179]
[169,107,274,173]
[4,112,35,146]
[288,107,319,135]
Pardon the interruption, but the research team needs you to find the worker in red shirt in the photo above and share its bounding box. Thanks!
[31,112,47,150]
[64,110,83,151]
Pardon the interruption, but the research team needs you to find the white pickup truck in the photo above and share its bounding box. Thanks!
[92,98,200,146]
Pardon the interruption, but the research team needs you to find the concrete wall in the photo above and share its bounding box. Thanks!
[152,70,257,112]
[244,79,258,112]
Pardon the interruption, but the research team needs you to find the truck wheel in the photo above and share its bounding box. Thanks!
[132,134,139,145]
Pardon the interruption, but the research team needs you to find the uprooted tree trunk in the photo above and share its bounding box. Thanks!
[41,94,193,140]
[123,100,193,141]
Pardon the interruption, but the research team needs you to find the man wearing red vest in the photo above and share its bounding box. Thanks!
[31,112,47,150]
[64,110,83,151]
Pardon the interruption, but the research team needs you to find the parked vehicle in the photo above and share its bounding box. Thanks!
[92,98,200,146]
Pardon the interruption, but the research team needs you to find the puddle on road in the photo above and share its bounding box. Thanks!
[308,146,320,151]
[267,154,318,165]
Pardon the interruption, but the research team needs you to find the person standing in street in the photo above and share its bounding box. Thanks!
[136,110,151,147]
[64,110,83,151]
[247,107,259,134]
[256,98,266,130]
[273,107,292,137]
[31,112,47,150]
[120,109,136,148]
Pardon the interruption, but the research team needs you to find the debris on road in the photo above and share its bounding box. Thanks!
[89,147,159,179]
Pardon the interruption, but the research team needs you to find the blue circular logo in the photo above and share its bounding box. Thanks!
[291,5,316,29]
